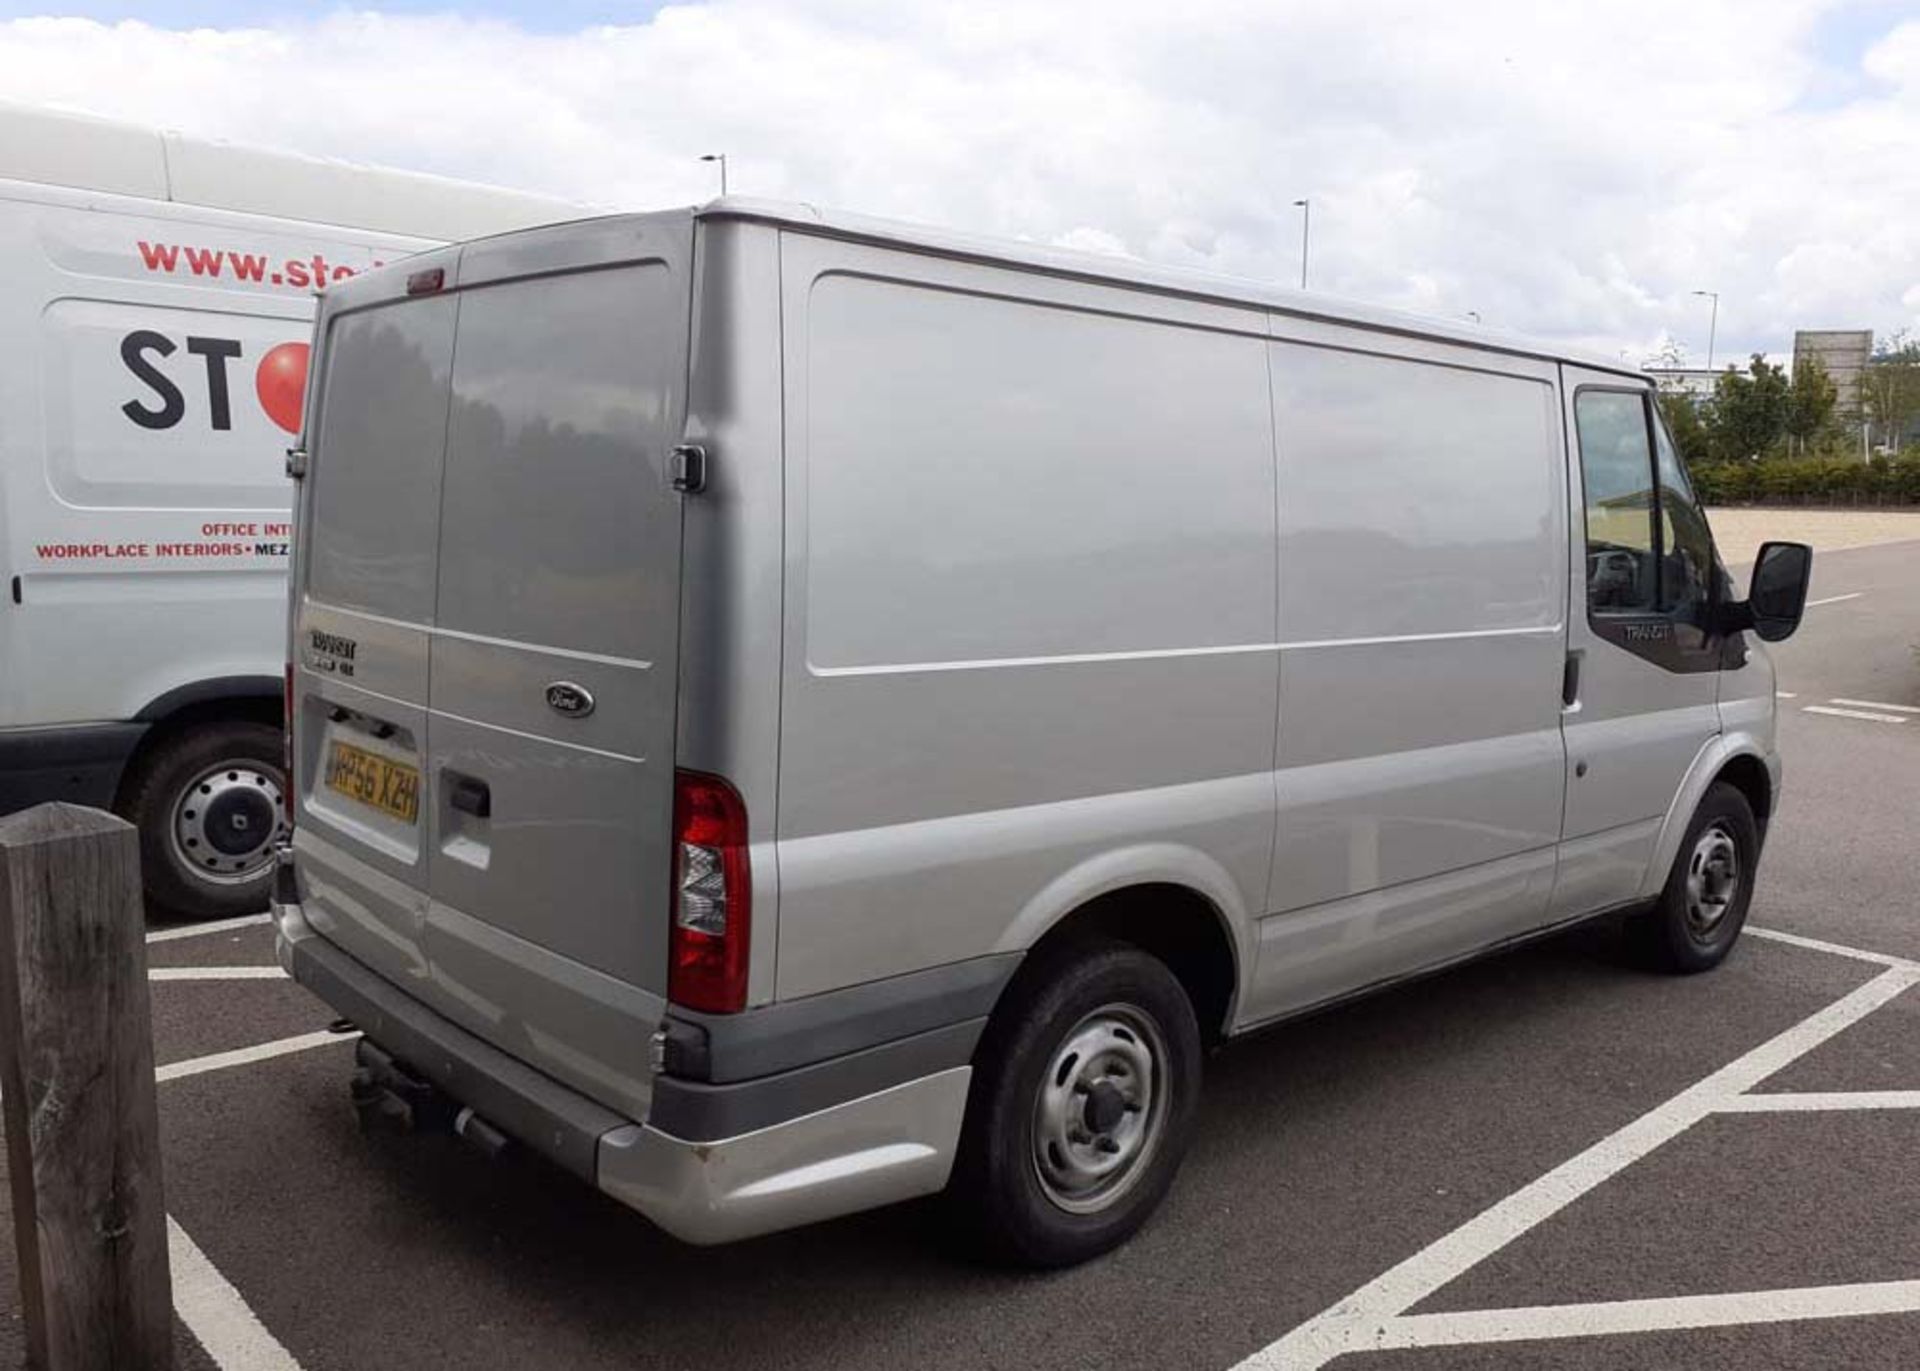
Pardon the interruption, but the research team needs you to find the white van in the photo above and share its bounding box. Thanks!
[275,202,1812,1266]
[0,104,574,916]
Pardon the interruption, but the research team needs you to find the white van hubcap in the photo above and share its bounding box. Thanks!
[172,762,288,885]
[1032,1005,1168,1214]
[1684,822,1740,936]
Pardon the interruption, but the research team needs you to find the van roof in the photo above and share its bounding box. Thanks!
[0,102,583,242]
[697,196,1642,381]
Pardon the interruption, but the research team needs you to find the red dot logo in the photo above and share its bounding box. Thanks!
[255,341,309,435]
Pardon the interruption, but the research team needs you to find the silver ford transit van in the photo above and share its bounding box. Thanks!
[275,200,1810,1267]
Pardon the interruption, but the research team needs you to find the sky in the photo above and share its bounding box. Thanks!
[0,0,1916,366]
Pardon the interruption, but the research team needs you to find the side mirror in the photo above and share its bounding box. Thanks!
[1745,540,1812,642]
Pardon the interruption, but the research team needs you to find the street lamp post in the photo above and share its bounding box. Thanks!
[1292,198,1311,290]
[700,152,728,196]
[1691,289,1719,371]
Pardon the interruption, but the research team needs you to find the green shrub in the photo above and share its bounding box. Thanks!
[1693,453,1920,504]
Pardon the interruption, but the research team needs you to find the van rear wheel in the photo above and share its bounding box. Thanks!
[119,720,289,920]
[1627,781,1758,974]
[948,940,1201,1267]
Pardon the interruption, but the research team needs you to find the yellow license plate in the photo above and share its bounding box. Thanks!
[324,740,421,825]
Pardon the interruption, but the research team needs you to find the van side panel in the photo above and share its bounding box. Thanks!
[1250,329,1568,1020]
[774,235,1278,1002]
[0,185,421,731]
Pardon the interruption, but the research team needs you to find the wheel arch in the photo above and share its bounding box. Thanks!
[133,674,283,725]
[991,847,1254,1043]
[1638,733,1778,901]
[114,676,285,813]
[1713,752,1774,837]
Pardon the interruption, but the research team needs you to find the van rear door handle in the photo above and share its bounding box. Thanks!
[448,774,491,818]
[1561,650,1583,712]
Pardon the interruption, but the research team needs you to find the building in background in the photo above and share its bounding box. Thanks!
[1792,328,1873,422]
[1644,366,1723,401]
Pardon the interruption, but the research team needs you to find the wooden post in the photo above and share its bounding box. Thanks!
[0,803,171,1371]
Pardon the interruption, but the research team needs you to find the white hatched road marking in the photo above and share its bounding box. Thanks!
[147,912,273,943]
[1806,592,1865,607]
[150,965,289,981]
[156,1028,357,1084]
[1236,929,1920,1369]
[1830,698,1920,715]
[1804,704,1909,724]
[144,919,1919,1370]
[1776,691,1797,699]
[170,1217,305,1371]
[1717,1090,1920,1112]
[1748,924,1918,969]
[1365,1281,1920,1350]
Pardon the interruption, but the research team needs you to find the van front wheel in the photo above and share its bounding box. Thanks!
[948,941,1201,1267]
[1628,781,1759,974]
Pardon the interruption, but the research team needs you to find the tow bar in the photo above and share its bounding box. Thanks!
[349,1039,512,1160]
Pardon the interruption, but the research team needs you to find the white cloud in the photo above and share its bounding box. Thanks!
[1,1,1915,362]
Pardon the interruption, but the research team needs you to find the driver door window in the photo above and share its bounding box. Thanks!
[1573,391,1658,614]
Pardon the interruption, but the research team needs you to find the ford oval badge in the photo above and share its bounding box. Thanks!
[545,681,595,718]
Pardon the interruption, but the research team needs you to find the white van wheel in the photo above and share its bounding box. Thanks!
[119,720,287,919]
[948,940,1201,1267]
[169,760,286,885]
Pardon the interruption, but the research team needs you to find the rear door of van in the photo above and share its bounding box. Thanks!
[291,214,693,1120]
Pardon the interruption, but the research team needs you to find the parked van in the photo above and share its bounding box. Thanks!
[276,201,1812,1266]
[0,103,574,916]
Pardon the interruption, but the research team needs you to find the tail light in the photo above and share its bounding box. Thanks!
[282,662,295,824]
[669,770,751,1014]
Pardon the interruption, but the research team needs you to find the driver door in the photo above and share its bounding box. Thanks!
[1553,370,1724,917]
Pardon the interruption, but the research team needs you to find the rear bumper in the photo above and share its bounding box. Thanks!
[274,889,977,1244]
[0,721,147,814]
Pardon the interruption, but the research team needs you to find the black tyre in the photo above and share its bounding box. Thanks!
[1627,781,1759,974]
[118,720,289,920]
[947,939,1202,1267]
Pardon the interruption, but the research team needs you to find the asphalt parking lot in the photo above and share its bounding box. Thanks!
[5,536,1918,1371]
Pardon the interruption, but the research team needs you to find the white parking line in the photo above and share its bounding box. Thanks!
[1803,705,1909,724]
[156,1029,356,1083]
[1367,1280,1920,1350]
[1747,924,1920,970]
[1237,933,1920,1369]
[1717,1091,1920,1113]
[170,1216,305,1370]
[147,912,273,943]
[1775,691,1797,699]
[1806,592,1865,607]
[150,965,289,981]
[1830,698,1920,714]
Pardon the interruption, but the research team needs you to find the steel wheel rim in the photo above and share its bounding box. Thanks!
[1031,1003,1170,1215]
[170,760,288,886]
[1684,821,1740,937]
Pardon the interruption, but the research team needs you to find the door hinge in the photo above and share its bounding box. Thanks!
[670,443,707,494]
[285,446,309,480]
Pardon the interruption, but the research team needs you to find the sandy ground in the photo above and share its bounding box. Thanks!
[1705,506,1920,566]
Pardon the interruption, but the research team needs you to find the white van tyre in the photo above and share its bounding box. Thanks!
[118,720,288,919]
[948,939,1202,1267]
[1628,782,1759,974]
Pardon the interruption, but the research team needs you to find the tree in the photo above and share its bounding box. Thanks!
[1658,389,1713,468]
[1863,331,1920,456]
[1708,354,1791,462]
[1783,354,1838,455]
